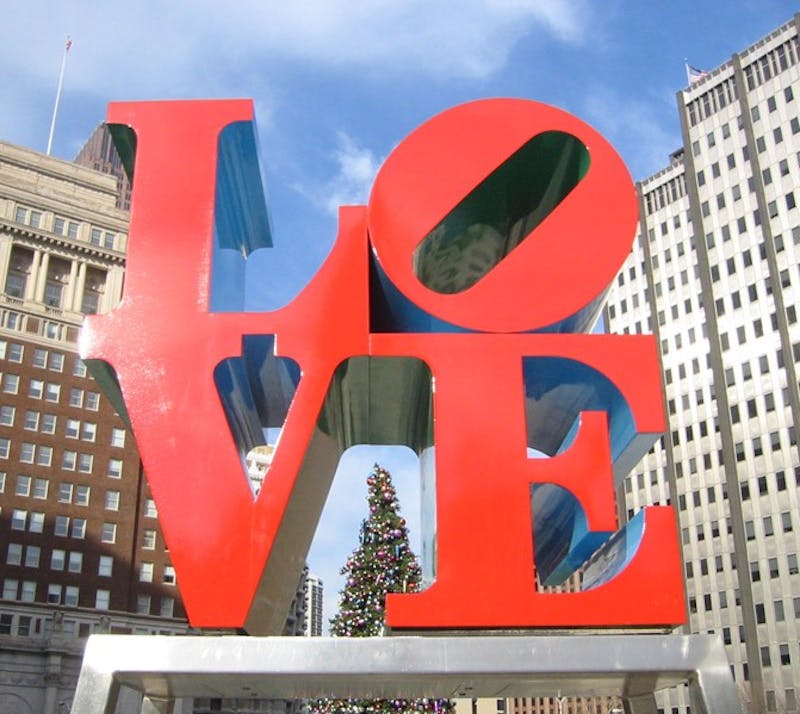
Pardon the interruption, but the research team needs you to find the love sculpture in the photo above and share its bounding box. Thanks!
[81,98,685,635]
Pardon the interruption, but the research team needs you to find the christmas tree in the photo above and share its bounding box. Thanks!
[312,464,452,714]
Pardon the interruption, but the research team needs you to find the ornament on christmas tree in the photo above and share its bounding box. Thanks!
[310,464,453,714]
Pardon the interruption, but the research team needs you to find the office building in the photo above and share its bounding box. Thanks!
[304,573,324,637]
[0,139,189,711]
[606,15,800,713]
[74,123,132,211]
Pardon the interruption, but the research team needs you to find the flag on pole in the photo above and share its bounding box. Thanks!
[46,36,72,155]
[686,63,708,84]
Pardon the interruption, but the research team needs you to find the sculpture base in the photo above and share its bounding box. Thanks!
[71,633,740,714]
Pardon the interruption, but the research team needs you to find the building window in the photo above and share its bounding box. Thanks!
[107,458,123,479]
[64,585,79,607]
[160,597,175,618]
[137,594,151,614]
[0,438,9,459]
[6,543,22,565]
[101,523,117,544]
[81,422,96,442]
[32,478,48,499]
[104,490,120,511]
[62,450,76,470]
[65,418,79,438]
[95,589,110,610]
[780,644,791,665]
[3,579,18,600]
[54,516,69,537]
[3,374,19,394]
[11,509,26,530]
[77,453,93,473]
[67,551,83,573]
[51,549,65,570]
[98,555,113,577]
[71,518,86,539]
[24,551,39,577]
[23,410,39,430]
[73,359,87,377]
[32,348,47,368]
[44,383,60,402]
[756,602,766,623]
[44,280,64,308]
[36,445,52,467]
[140,563,154,583]
[774,600,785,621]
[15,474,31,497]
[41,414,56,434]
[27,513,42,534]
[85,392,100,410]
[142,529,157,550]
[19,443,34,463]
[5,272,26,298]
[58,483,74,503]
[0,405,14,426]
[75,485,90,506]
[29,379,44,399]
[6,343,23,362]
[48,352,64,372]
[144,499,157,518]
[110,428,126,448]
[163,565,176,585]
[69,388,83,407]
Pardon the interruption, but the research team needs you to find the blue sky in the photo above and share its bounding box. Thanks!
[0,0,795,628]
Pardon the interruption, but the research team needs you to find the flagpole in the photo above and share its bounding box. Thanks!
[46,37,72,156]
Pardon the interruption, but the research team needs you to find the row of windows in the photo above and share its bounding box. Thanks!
[734,429,798,461]
[686,77,739,127]
[8,502,157,537]
[12,205,119,251]
[0,439,98,471]
[643,174,687,215]
[744,512,794,539]
[761,643,793,668]
[0,310,74,343]
[1,406,124,445]
[751,554,800,581]
[5,472,124,511]
[0,373,100,408]
[1,580,173,616]
[4,541,173,585]
[743,35,800,91]
[136,593,175,617]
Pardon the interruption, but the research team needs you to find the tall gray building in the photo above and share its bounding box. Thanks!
[606,15,800,714]
[303,573,323,637]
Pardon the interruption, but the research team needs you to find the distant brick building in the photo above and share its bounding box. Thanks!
[74,123,132,211]
[0,138,188,712]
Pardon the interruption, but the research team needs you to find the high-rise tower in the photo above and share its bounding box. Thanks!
[606,16,800,713]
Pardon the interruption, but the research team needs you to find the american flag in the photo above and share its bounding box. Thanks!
[65,37,72,52]
[687,64,708,84]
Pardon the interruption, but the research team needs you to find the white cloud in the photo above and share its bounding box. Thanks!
[320,132,383,214]
[0,1,597,160]
[0,1,593,97]
[581,86,681,180]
